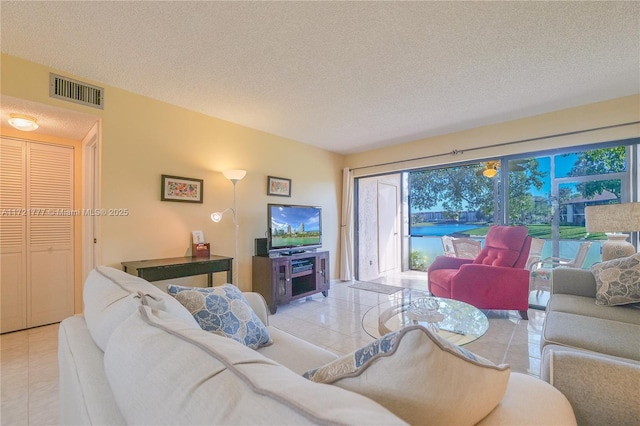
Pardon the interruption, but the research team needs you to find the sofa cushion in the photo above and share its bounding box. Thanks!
[103,305,406,425]
[547,294,640,325]
[167,284,272,349]
[542,311,640,361]
[474,247,521,267]
[83,266,199,351]
[591,253,640,306]
[551,268,598,298]
[303,325,510,426]
[258,327,338,375]
[473,226,529,267]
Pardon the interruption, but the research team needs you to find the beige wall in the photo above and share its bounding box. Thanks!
[3,53,639,302]
[1,54,344,299]
[346,96,638,280]
[345,95,640,176]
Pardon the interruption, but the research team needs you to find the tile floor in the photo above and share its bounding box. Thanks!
[1,323,60,426]
[0,270,547,425]
[270,271,546,377]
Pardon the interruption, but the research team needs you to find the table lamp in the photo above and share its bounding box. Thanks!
[585,202,640,261]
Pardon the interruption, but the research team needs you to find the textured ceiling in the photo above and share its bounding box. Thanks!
[1,1,639,154]
[0,95,99,141]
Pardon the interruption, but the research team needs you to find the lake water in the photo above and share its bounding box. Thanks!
[410,235,602,269]
[411,223,481,236]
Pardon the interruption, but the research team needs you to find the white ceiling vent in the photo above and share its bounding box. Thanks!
[49,73,104,109]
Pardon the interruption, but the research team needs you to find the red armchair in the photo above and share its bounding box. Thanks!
[428,225,533,320]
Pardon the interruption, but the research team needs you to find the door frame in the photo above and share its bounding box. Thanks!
[354,173,402,281]
[377,180,399,274]
[82,121,101,282]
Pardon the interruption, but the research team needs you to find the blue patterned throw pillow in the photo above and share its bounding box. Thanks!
[167,284,272,349]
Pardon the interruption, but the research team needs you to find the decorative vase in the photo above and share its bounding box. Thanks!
[601,233,636,261]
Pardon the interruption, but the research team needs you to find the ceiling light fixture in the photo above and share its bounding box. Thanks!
[8,113,39,131]
[482,165,498,178]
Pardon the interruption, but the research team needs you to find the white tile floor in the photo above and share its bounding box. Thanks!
[271,271,546,377]
[1,323,60,426]
[0,270,547,425]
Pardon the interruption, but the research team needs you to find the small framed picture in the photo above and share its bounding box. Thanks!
[161,175,203,203]
[267,176,291,197]
[191,230,206,244]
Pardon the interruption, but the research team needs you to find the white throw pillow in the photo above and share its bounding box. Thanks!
[83,266,199,351]
[304,325,510,425]
[592,253,640,306]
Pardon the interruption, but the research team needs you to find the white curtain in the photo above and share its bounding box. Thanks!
[340,167,354,280]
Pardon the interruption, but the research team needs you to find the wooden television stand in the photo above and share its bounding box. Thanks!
[252,250,330,314]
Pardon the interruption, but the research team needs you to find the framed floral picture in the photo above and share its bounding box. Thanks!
[161,175,203,203]
[267,176,291,197]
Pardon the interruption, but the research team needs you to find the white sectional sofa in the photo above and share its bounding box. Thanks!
[59,266,577,425]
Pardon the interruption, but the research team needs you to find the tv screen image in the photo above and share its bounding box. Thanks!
[269,204,321,251]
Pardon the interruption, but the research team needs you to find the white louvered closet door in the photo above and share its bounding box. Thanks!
[28,142,74,328]
[0,139,27,332]
[0,138,74,333]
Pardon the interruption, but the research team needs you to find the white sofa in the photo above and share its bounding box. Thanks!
[58,266,577,425]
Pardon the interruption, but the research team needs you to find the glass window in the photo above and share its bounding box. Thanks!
[507,157,549,226]
[555,146,627,178]
[508,146,630,274]
[408,162,499,270]
[407,143,635,274]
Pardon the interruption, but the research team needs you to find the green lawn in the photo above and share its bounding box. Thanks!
[457,224,606,240]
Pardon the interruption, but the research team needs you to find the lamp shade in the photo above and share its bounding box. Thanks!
[585,203,640,233]
[210,208,233,223]
[222,169,246,181]
[210,212,223,222]
[585,202,639,261]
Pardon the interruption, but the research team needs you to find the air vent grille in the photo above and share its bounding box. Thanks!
[49,73,104,109]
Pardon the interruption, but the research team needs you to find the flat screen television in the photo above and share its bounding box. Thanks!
[268,204,322,253]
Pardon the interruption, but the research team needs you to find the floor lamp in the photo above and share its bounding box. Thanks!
[211,169,247,285]
[585,202,640,261]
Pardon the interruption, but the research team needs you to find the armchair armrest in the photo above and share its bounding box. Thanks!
[551,268,597,297]
[428,255,473,272]
[243,292,270,325]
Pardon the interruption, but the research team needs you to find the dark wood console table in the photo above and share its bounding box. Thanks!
[122,255,232,286]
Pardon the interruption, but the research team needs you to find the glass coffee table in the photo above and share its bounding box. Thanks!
[362,291,489,346]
